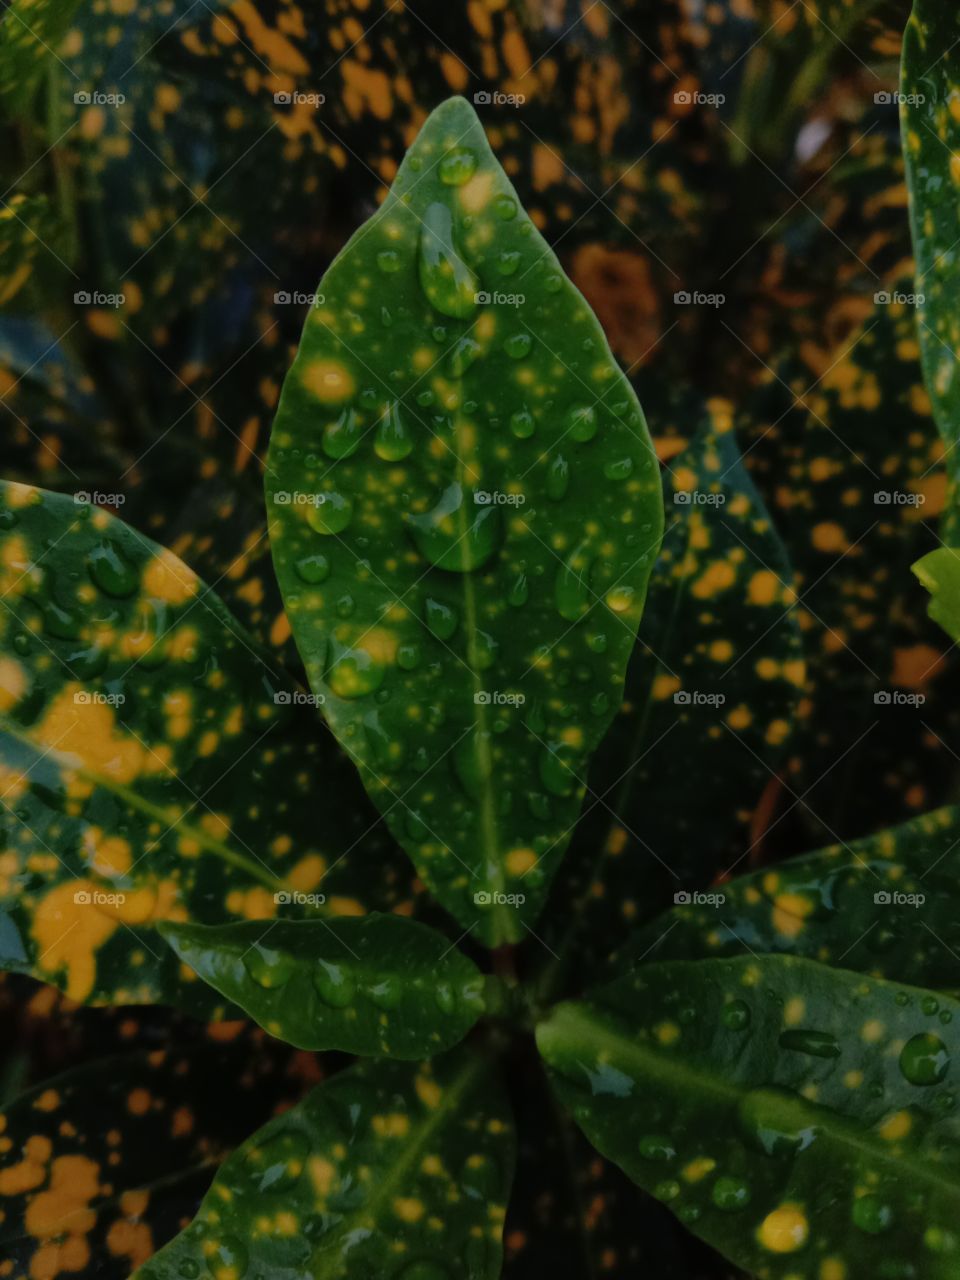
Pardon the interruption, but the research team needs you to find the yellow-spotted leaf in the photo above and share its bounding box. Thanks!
[160,914,486,1058]
[136,1048,516,1280]
[620,806,960,987]
[266,96,664,947]
[0,480,410,1013]
[538,955,960,1280]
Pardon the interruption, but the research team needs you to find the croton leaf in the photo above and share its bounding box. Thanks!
[159,913,486,1058]
[902,3,960,535]
[538,954,960,1280]
[136,1047,515,1280]
[620,806,960,988]
[535,395,803,995]
[0,479,411,1013]
[0,1034,311,1279]
[266,95,664,947]
[913,547,960,641]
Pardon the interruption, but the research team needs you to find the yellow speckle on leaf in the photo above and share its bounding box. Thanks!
[301,358,355,405]
[757,1203,809,1253]
[143,548,199,605]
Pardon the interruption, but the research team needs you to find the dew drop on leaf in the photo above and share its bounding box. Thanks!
[423,597,458,640]
[852,1194,894,1234]
[294,553,330,584]
[778,1028,841,1059]
[406,483,500,571]
[722,1000,751,1031]
[438,147,477,185]
[503,333,532,359]
[374,402,414,461]
[418,203,478,319]
[314,960,356,1008]
[88,541,139,597]
[376,249,401,273]
[899,1032,950,1085]
[307,492,354,535]
[242,945,297,990]
[712,1176,751,1211]
[546,453,570,500]
[322,408,362,460]
[327,645,385,699]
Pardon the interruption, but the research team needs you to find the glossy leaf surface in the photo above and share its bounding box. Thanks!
[0,480,410,1012]
[160,913,485,1058]
[267,96,663,946]
[538,955,960,1280]
[136,1048,515,1280]
[914,548,960,642]
[620,806,960,988]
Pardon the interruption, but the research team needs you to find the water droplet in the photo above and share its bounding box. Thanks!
[0,509,18,530]
[248,1130,310,1193]
[638,1135,675,1161]
[722,1000,751,1031]
[314,960,356,1008]
[307,492,354,535]
[177,1261,200,1279]
[778,1028,841,1059]
[88,542,139,598]
[439,147,477,185]
[322,408,362,460]
[376,249,401,273]
[435,983,457,1013]
[447,336,482,378]
[586,631,607,654]
[568,404,597,442]
[852,1194,893,1234]
[497,250,520,276]
[554,541,593,621]
[397,640,421,670]
[493,194,517,220]
[539,739,580,797]
[546,454,570,500]
[453,726,493,798]
[295,553,330,584]
[424,597,458,640]
[509,408,535,439]
[335,593,355,618]
[589,691,608,716]
[368,976,403,1011]
[374,402,413,461]
[419,202,478,319]
[738,1086,821,1157]
[242,944,297,989]
[923,996,940,1015]
[712,1176,751,1211]
[327,644,385,699]
[12,633,30,655]
[406,483,499,571]
[507,572,529,606]
[210,1237,248,1279]
[900,1033,950,1086]
[468,629,498,670]
[503,333,532,359]
[544,273,562,293]
[603,456,634,481]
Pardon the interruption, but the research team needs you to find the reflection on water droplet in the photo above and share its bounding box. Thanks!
[439,147,477,185]
[509,408,535,439]
[778,1028,840,1059]
[722,1000,751,1031]
[424,597,458,640]
[407,483,500,571]
[507,572,529,606]
[638,1135,675,1162]
[447,336,482,378]
[307,492,354,535]
[88,542,139,598]
[314,960,356,1008]
[374,402,414,461]
[210,1236,248,1279]
[368,976,403,1010]
[712,1176,751,1211]
[546,454,570,500]
[497,250,520,276]
[295,553,329,584]
[555,541,593,621]
[419,203,478,319]
[322,408,362,460]
[435,983,457,1013]
[327,644,385,699]
[568,405,597,442]
[900,1033,950,1086]
[852,1194,893,1234]
[243,945,297,989]
[376,249,401,273]
[248,1130,310,1193]
[503,333,532,359]
[493,194,517,221]
[738,1086,821,1157]
[544,273,562,293]
[603,456,634,481]
[397,641,421,670]
[468,629,498,670]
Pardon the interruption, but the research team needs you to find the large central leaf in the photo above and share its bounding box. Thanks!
[266,96,663,946]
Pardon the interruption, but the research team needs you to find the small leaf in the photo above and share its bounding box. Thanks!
[160,913,486,1058]
[267,96,663,946]
[913,548,960,641]
[135,1048,515,1280]
[0,480,410,1011]
[619,805,960,987]
[538,955,960,1280]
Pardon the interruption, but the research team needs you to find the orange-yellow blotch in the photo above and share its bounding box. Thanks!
[652,672,681,700]
[506,847,537,876]
[25,1153,100,1238]
[747,570,781,606]
[37,688,145,782]
[106,1219,153,1266]
[691,561,736,599]
[33,1089,60,1112]
[771,891,812,939]
[726,705,752,730]
[811,522,848,553]
[300,358,355,405]
[0,657,27,711]
[288,854,326,891]
[0,1134,51,1194]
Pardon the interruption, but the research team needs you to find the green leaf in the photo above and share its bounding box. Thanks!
[0,1036,308,1278]
[0,479,411,1012]
[536,398,803,995]
[159,913,486,1058]
[913,548,960,641]
[266,95,663,947]
[0,0,86,110]
[538,954,960,1280]
[619,805,960,987]
[135,1048,515,1280]
[903,4,960,534]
